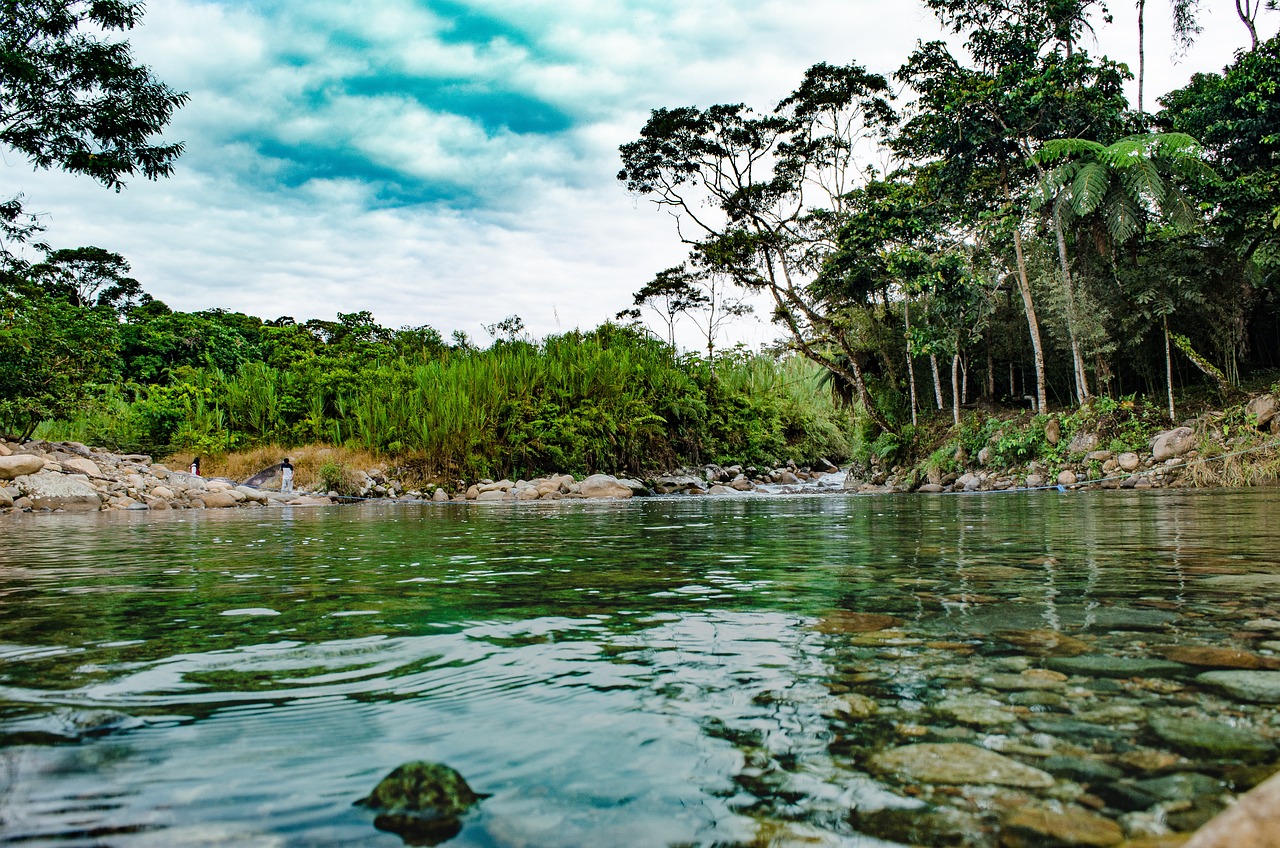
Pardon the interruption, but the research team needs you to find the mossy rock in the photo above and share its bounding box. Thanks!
[356,761,487,845]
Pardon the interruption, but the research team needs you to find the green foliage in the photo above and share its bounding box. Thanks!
[0,0,188,190]
[0,294,120,439]
[27,312,854,477]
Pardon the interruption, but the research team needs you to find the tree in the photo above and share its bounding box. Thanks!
[0,292,121,438]
[619,62,900,431]
[30,245,141,311]
[618,266,709,351]
[1160,36,1280,271]
[895,20,1133,409]
[0,0,187,189]
[1032,132,1215,415]
[0,0,186,266]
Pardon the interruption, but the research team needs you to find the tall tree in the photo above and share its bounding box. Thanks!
[0,0,187,256]
[1032,132,1215,415]
[619,62,900,431]
[895,23,1132,408]
[617,266,709,352]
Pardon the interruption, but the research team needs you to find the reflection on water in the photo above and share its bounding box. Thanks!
[1,490,1278,846]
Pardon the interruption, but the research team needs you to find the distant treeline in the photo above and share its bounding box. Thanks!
[0,291,854,478]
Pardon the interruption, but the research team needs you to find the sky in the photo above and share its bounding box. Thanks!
[4,0,1272,349]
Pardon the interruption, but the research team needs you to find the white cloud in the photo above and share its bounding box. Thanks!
[2,0,1264,352]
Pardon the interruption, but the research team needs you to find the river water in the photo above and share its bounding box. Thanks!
[2,490,1279,847]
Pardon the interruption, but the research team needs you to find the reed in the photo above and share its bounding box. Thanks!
[49,326,853,477]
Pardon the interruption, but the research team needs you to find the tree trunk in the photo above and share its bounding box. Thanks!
[1051,209,1091,403]
[951,352,961,426]
[905,305,919,427]
[1164,314,1175,423]
[931,354,944,410]
[986,343,995,399]
[1137,0,1146,114]
[1237,0,1260,50]
[1004,177,1048,413]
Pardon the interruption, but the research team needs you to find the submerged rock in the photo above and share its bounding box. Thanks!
[856,804,992,846]
[1045,655,1188,679]
[1000,805,1123,848]
[867,743,1054,788]
[1148,712,1275,762]
[357,761,487,845]
[1196,671,1280,704]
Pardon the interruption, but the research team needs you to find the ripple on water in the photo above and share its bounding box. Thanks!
[2,492,1280,846]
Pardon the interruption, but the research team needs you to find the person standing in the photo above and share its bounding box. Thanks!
[190,457,201,476]
[281,457,294,493]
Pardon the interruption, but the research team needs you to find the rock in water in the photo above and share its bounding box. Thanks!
[1196,671,1280,704]
[867,743,1054,788]
[356,761,486,845]
[1148,711,1275,762]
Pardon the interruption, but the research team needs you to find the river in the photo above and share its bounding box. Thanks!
[2,490,1278,846]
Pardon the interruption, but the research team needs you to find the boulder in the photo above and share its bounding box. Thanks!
[1246,394,1278,430]
[1057,470,1078,486]
[1068,432,1100,455]
[774,470,801,485]
[614,478,649,496]
[0,454,46,480]
[432,488,449,502]
[1118,452,1141,472]
[205,480,234,493]
[477,479,513,494]
[475,490,509,502]
[653,474,704,494]
[234,486,267,504]
[60,456,104,478]
[14,473,101,511]
[1151,427,1196,462]
[0,442,10,456]
[1184,770,1280,848]
[199,492,239,509]
[356,761,486,845]
[150,486,175,501]
[576,474,634,499]
[0,488,11,509]
[1045,419,1062,444]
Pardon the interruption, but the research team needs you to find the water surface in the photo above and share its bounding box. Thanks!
[2,490,1278,846]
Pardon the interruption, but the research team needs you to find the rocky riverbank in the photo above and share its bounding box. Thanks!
[0,438,850,514]
[3,392,1276,515]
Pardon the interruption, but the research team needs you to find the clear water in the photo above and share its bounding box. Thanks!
[2,490,1278,847]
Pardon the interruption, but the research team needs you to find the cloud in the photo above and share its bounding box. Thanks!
[1,0,1261,350]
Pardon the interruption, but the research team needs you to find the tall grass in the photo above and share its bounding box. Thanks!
[39,327,854,478]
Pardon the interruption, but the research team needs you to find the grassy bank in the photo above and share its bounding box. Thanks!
[36,325,856,482]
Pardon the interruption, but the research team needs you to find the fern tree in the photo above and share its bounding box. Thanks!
[1032,132,1215,417]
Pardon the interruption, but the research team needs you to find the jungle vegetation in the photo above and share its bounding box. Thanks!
[2,1,1279,478]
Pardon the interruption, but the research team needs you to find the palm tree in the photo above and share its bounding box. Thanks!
[1032,132,1215,416]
